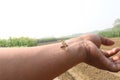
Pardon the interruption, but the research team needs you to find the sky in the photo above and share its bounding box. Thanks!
[0,0,120,39]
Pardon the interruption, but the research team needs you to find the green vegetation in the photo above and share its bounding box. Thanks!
[99,18,120,37]
[37,37,57,43]
[37,37,69,43]
[1,19,120,47]
[0,37,70,47]
[0,37,37,47]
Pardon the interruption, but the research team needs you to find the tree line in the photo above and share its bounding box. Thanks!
[99,18,120,37]
[0,37,69,47]
[1,19,120,47]
[0,37,37,47]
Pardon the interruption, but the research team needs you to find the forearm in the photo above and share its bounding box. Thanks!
[37,41,86,80]
[0,41,85,80]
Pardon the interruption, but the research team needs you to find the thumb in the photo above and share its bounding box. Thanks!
[100,36,115,46]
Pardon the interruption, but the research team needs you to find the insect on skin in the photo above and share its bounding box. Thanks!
[60,40,68,49]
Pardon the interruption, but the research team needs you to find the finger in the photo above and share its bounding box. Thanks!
[102,47,120,57]
[100,36,115,46]
[111,54,120,61]
[97,50,120,72]
[112,56,120,61]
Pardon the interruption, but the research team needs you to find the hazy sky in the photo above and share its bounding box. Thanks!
[0,0,120,38]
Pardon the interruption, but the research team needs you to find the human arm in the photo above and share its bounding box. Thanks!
[0,40,86,80]
[0,34,120,80]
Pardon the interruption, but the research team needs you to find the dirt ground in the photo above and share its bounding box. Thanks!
[54,63,120,80]
[54,38,120,80]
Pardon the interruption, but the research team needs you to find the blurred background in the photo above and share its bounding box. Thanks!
[1,0,120,80]
[0,0,120,38]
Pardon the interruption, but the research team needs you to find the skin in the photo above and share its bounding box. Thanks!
[0,34,120,80]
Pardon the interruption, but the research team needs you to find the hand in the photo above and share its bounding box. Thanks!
[83,40,120,72]
[71,34,115,48]
[68,34,120,72]
[82,34,120,72]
